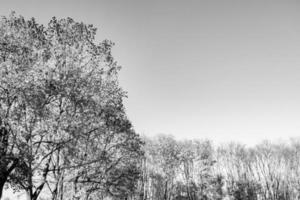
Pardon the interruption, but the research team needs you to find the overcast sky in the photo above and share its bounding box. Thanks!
[1,0,300,146]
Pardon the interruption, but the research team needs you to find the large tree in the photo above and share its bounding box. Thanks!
[0,12,143,200]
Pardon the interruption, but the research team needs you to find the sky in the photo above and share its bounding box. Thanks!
[1,0,300,146]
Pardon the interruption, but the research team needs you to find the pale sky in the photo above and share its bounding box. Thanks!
[1,0,300,146]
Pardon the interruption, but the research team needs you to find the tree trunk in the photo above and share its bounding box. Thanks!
[164,181,168,200]
[59,175,64,200]
[0,160,18,199]
[0,174,8,199]
[0,126,13,199]
[26,188,33,200]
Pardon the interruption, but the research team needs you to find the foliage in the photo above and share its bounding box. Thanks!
[0,12,143,200]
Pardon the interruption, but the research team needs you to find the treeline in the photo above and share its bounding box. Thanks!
[133,135,300,200]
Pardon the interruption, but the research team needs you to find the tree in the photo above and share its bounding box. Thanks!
[177,140,216,200]
[137,135,181,200]
[0,12,48,199]
[139,135,216,200]
[0,12,143,200]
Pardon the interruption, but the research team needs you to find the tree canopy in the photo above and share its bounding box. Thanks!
[0,12,143,200]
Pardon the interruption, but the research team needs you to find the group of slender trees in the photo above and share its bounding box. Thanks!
[135,135,300,200]
[1,13,300,200]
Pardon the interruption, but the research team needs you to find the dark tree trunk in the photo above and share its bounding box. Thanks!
[164,181,168,200]
[0,159,18,199]
[0,174,8,199]
[0,126,17,199]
